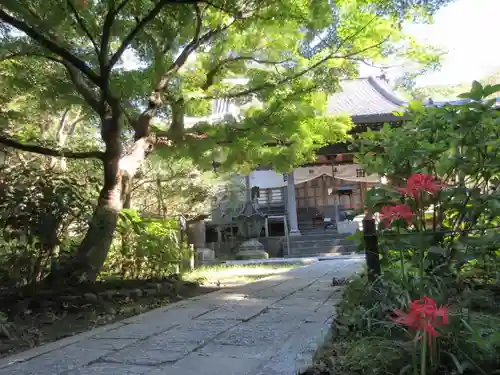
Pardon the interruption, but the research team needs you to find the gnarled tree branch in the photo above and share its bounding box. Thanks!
[0,136,104,160]
[100,0,131,74]
[202,56,292,90]
[199,15,383,100]
[63,62,101,112]
[109,0,201,69]
[66,0,100,56]
[0,9,101,85]
[133,12,236,141]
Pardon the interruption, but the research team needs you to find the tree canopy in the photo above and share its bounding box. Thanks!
[0,0,455,280]
[0,0,453,170]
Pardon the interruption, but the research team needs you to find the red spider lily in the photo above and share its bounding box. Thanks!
[380,204,415,226]
[398,173,442,200]
[392,296,449,345]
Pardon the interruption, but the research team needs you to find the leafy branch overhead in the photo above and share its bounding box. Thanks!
[0,0,454,281]
[0,0,447,171]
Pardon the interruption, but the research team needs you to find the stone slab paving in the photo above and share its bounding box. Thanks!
[0,257,363,375]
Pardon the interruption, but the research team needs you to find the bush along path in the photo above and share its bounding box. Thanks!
[0,258,363,375]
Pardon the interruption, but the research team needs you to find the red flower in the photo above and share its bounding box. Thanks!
[380,204,415,226]
[392,296,449,345]
[398,173,442,199]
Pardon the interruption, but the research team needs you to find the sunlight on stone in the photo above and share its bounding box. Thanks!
[220,293,249,301]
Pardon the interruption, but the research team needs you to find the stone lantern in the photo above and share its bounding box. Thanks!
[233,200,268,260]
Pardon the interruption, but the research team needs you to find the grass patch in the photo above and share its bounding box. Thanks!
[183,263,299,287]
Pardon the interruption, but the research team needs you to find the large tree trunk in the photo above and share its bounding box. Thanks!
[48,111,122,282]
[68,191,122,281]
[49,103,157,283]
[48,85,180,283]
[47,103,117,281]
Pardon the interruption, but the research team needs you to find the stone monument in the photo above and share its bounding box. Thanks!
[187,219,215,264]
[234,200,269,260]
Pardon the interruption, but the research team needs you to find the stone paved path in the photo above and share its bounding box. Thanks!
[0,257,363,375]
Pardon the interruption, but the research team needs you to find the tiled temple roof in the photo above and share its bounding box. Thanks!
[327,77,500,124]
[327,77,407,123]
[191,77,500,129]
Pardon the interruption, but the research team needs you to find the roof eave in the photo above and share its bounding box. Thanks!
[351,113,408,123]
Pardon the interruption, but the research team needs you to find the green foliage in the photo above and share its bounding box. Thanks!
[0,0,454,278]
[0,238,41,287]
[308,81,500,375]
[1,0,451,173]
[0,147,214,284]
[102,209,191,279]
[356,81,500,281]
[0,311,16,340]
[0,161,100,284]
[132,155,217,218]
[318,272,500,375]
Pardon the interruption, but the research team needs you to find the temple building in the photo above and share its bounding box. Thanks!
[196,77,500,258]
[209,77,407,238]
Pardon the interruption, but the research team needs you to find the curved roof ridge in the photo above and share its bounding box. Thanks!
[367,76,407,106]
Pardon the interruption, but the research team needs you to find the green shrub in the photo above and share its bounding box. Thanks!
[324,271,500,375]
[0,165,98,284]
[101,209,192,279]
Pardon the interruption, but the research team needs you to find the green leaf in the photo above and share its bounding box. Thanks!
[482,83,500,97]
[398,364,413,375]
[471,80,484,98]
[458,80,484,100]
[483,98,497,107]
[446,351,466,374]
[392,111,406,117]
[408,100,424,113]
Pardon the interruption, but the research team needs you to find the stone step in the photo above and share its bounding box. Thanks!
[289,233,352,241]
[289,239,354,248]
[284,252,360,258]
[289,244,357,254]
[298,224,337,232]
[298,221,330,228]
[296,227,348,234]
[290,232,351,239]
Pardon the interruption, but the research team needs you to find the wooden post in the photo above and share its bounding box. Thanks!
[362,213,381,282]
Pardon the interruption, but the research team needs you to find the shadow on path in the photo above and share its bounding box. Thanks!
[0,258,363,375]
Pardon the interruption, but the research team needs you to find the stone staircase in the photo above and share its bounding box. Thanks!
[286,218,358,257]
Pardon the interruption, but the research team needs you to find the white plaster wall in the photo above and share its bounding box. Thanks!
[249,170,287,189]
